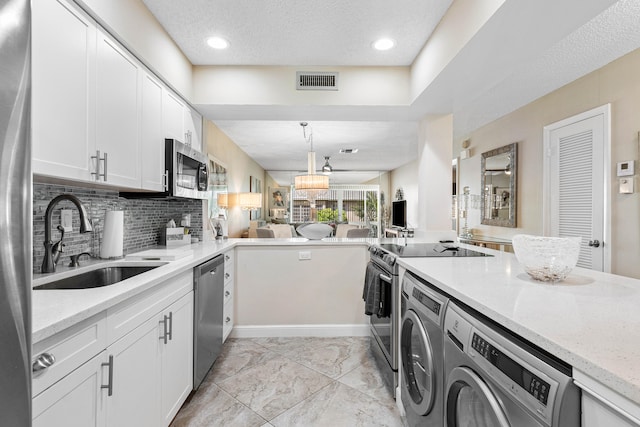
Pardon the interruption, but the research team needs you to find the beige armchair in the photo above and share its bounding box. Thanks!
[346,228,370,238]
[335,224,359,238]
[256,224,294,238]
[256,227,275,238]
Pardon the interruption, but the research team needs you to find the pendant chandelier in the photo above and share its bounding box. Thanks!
[295,122,329,192]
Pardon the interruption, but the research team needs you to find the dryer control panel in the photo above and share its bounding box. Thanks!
[471,333,551,405]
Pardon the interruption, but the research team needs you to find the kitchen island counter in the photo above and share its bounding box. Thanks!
[32,238,374,343]
[398,249,640,411]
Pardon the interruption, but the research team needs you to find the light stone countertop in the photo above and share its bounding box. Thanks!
[31,237,374,343]
[32,237,640,409]
[397,248,640,407]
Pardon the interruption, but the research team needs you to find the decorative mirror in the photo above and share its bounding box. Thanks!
[481,143,517,227]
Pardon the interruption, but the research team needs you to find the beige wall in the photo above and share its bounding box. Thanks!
[390,160,419,228]
[204,121,266,237]
[389,115,453,232]
[193,66,410,106]
[411,0,505,101]
[78,0,193,99]
[455,47,640,279]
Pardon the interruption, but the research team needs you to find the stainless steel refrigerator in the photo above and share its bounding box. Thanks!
[0,0,32,425]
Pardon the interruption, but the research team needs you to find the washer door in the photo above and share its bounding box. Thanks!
[445,366,510,427]
[401,309,435,416]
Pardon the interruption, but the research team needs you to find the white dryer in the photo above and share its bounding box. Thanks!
[400,271,449,426]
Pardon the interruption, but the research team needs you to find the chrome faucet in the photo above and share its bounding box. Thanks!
[41,194,93,273]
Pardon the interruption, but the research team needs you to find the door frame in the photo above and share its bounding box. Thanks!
[542,104,611,273]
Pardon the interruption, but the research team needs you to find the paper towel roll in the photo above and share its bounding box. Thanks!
[101,211,124,258]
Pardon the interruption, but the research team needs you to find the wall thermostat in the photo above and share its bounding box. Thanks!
[617,160,635,177]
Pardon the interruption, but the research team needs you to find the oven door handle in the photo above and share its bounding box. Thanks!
[379,273,393,283]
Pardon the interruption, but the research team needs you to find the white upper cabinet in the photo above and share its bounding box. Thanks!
[141,73,166,191]
[163,91,203,152]
[32,0,203,188]
[32,0,96,182]
[95,29,141,188]
[184,106,203,153]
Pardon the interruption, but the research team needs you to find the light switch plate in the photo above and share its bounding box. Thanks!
[61,209,73,232]
[619,177,634,194]
[298,251,311,260]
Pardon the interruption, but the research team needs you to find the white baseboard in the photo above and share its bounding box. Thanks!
[229,324,370,338]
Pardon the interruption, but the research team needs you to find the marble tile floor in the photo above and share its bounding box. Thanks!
[171,336,404,427]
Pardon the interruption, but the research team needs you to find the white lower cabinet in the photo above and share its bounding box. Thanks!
[32,273,194,427]
[222,250,235,342]
[575,370,640,427]
[105,314,161,427]
[160,293,194,425]
[33,351,107,427]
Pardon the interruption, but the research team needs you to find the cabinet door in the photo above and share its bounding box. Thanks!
[33,351,107,427]
[32,0,96,181]
[106,316,161,427]
[183,106,203,152]
[162,90,185,142]
[95,29,141,188]
[141,72,166,191]
[160,292,194,426]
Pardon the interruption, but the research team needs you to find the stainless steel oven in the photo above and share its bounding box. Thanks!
[365,242,491,399]
[366,246,401,398]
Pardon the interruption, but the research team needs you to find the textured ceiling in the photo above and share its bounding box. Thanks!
[142,0,640,185]
[141,0,453,66]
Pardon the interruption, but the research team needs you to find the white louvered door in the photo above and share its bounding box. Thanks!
[543,105,611,272]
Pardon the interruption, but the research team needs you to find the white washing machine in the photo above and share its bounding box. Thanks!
[400,271,449,427]
[443,301,580,426]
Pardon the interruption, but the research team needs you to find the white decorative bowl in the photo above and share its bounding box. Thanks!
[512,235,581,283]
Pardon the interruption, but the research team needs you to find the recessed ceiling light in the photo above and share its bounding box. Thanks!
[207,36,229,49]
[372,38,395,51]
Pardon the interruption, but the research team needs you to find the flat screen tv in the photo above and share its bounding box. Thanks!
[392,200,407,228]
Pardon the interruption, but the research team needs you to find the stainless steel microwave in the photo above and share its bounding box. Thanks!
[164,139,209,200]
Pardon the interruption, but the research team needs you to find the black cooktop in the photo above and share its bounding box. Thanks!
[379,243,492,258]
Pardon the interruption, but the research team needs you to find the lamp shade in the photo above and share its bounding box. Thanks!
[237,192,262,210]
[294,174,329,190]
[217,193,228,208]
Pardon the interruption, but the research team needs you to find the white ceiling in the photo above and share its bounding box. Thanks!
[140,0,453,66]
[142,0,640,185]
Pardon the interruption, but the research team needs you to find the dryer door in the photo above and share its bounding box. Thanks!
[400,309,435,415]
[445,366,510,427]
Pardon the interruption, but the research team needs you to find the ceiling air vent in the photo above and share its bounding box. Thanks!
[296,71,339,91]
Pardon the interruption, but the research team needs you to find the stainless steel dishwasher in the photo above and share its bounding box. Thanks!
[193,255,224,389]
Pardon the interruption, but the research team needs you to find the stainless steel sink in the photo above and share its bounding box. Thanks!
[33,266,159,290]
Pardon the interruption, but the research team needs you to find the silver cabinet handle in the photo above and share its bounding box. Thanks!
[209,270,216,275]
[102,151,108,181]
[225,316,231,324]
[225,273,230,279]
[588,239,601,248]
[167,312,173,341]
[159,315,169,344]
[225,254,230,261]
[91,150,107,181]
[163,170,169,191]
[101,355,114,396]
[225,291,230,297]
[32,353,56,373]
